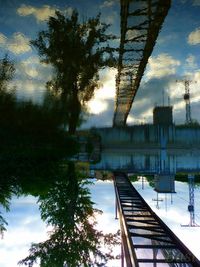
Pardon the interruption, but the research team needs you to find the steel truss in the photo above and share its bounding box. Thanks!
[113,172,200,266]
[113,0,171,127]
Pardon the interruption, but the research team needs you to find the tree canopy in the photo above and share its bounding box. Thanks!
[31,10,116,133]
[18,162,120,267]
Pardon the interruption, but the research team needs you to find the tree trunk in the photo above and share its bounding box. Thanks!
[68,86,81,135]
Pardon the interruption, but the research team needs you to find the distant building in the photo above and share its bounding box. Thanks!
[153,106,173,125]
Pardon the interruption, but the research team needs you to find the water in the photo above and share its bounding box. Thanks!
[134,178,200,260]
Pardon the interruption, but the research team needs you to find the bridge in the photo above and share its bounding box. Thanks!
[86,1,200,265]
[114,172,200,267]
[113,0,171,127]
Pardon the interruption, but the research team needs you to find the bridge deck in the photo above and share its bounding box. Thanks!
[113,172,200,266]
[113,0,171,126]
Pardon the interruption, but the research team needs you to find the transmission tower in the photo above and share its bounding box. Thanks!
[181,174,200,227]
[176,79,196,124]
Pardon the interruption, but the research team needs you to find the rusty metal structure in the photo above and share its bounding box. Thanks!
[114,172,200,266]
[113,0,171,127]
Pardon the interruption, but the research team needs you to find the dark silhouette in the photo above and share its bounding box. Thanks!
[31,10,116,134]
[0,55,78,235]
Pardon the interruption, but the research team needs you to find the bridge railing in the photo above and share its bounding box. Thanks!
[113,172,200,266]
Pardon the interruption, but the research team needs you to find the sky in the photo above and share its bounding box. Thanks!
[1,0,200,126]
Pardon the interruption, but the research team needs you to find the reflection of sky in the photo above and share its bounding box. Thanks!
[0,196,47,267]
[134,179,200,260]
[1,180,200,266]
[1,1,200,126]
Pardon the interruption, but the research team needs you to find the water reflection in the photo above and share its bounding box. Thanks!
[132,177,200,260]
[91,148,200,173]
[0,162,120,267]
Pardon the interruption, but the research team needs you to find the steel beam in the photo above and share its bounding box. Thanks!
[113,0,171,127]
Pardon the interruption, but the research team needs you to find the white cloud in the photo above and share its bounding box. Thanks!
[17,4,73,22]
[7,33,31,54]
[0,32,31,55]
[88,99,108,114]
[146,53,180,79]
[97,68,117,99]
[100,0,117,8]
[188,28,200,45]
[17,4,56,22]
[87,68,117,115]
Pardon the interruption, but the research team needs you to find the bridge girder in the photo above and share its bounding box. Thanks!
[113,0,171,127]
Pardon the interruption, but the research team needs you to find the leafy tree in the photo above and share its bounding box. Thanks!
[19,162,120,267]
[31,10,116,133]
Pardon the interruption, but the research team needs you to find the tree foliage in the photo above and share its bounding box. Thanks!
[31,10,116,133]
[0,55,15,92]
[19,163,120,267]
[0,55,79,234]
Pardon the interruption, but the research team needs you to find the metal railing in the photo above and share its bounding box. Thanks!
[113,172,200,266]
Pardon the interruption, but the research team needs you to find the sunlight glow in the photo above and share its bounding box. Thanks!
[88,98,108,114]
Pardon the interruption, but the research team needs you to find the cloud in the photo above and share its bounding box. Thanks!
[10,55,53,103]
[86,68,117,117]
[17,4,73,22]
[185,54,197,69]
[0,32,31,55]
[188,28,200,45]
[0,33,7,44]
[100,0,117,8]
[17,4,56,22]
[146,53,180,79]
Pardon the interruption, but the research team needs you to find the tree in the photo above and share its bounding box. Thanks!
[0,55,16,237]
[19,162,120,267]
[31,10,116,134]
[0,55,15,92]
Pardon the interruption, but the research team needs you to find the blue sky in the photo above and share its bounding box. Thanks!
[1,0,200,126]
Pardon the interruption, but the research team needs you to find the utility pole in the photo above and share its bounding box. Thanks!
[176,79,196,124]
[181,174,200,227]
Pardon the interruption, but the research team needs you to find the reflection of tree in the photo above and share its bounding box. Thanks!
[19,162,120,267]
[0,50,119,264]
[31,10,116,134]
[0,55,78,234]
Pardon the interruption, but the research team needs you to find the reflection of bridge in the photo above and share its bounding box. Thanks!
[114,172,200,267]
[113,0,171,126]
